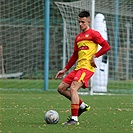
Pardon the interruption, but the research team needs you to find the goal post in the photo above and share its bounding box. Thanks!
[0,45,5,75]
[44,0,50,91]
[90,0,95,29]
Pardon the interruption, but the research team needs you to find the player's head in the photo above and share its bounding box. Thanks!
[78,10,90,32]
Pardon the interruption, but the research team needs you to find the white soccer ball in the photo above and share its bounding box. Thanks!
[44,110,59,124]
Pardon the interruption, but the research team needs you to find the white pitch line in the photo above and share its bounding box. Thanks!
[78,92,132,96]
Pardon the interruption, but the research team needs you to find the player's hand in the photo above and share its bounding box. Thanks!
[55,68,67,79]
[90,55,97,68]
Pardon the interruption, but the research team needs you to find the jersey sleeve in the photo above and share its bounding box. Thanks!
[92,30,105,44]
[74,38,78,51]
[94,40,110,58]
[65,40,78,70]
[92,30,110,58]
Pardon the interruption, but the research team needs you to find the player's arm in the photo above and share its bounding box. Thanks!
[90,40,110,68]
[94,40,110,58]
[65,50,78,70]
[55,51,78,78]
[90,31,110,68]
[55,42,78,79]
[92,30,110,58]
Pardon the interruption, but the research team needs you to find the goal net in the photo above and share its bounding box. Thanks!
[0,0,132,92]
[0,0,45,90]
[55,0,133,93]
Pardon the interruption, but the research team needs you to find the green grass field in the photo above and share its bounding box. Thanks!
[0,80,133,133]
[1,79,133,91]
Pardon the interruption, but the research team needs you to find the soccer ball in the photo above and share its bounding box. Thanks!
[44,110,59,124]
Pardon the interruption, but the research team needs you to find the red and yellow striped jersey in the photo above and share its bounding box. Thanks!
[65,28,110,72]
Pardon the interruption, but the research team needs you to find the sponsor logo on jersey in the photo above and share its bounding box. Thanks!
[78,46,89,51]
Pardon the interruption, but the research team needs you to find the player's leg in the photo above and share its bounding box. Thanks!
[78,69,94,116]
[78,102,91,116]
[58,81,87,108]
[63,69,89,125]
[70,81,82,121]
[57,82,71,100]
[57,70,76,100]
[62,80,82,125]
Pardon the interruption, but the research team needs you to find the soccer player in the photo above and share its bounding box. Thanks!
[55,10,110,125]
